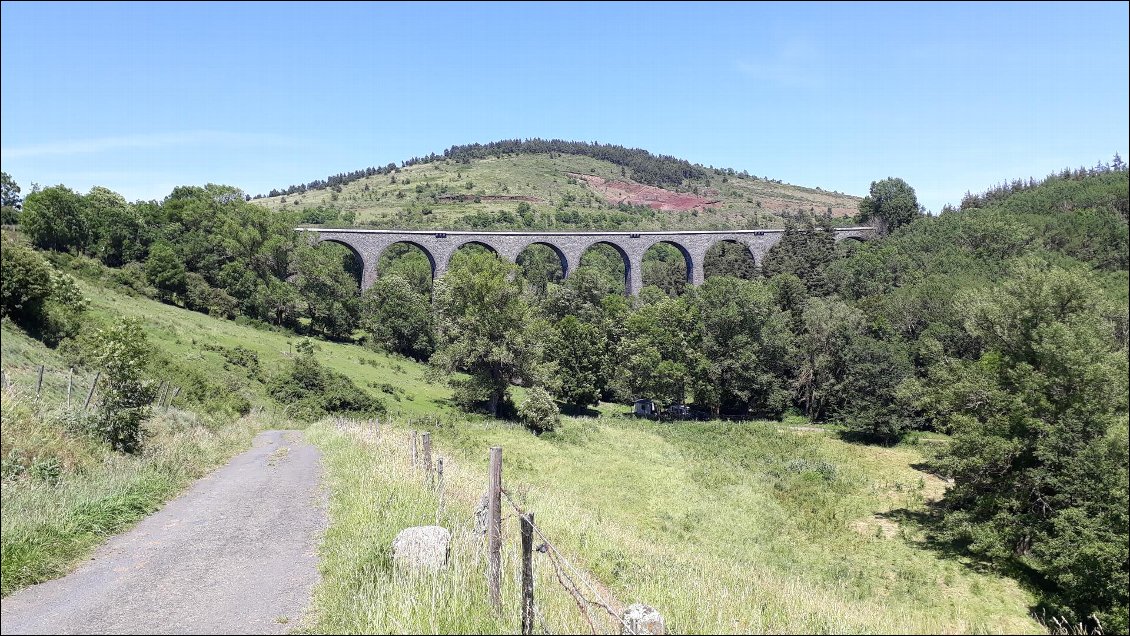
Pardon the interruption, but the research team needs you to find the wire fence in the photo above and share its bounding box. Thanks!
[385,420,659,636]
[1,362,182,413]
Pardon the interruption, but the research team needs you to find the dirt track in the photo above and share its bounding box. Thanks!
[0,430,326,635]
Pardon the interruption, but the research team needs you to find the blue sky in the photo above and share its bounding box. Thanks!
[2,1,1127,213]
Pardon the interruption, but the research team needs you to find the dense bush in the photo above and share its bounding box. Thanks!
[518,387,559,433]
[83,320,157,453]
[1,237,88,345]
[267,346,385,421]
[927,260,1129,632]
[360,274,433,359]
[1,238,53,323]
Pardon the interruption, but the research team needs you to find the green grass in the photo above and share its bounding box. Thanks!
[69,276,459,419]
[253,152,862,230]
[307,415,1044,634]
[0,382,269,596]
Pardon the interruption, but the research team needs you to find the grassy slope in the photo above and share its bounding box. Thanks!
[0,324,268,596]
[252,153,861,230]
[307,416,1042,634]
[73,278,457,419]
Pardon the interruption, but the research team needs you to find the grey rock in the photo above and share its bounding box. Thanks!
[621,603,665,635]
[392,526,451,571]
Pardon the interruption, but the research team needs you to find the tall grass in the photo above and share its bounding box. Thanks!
[304,420,611,635]
[0,388,268,596]
[307,416,1043,634]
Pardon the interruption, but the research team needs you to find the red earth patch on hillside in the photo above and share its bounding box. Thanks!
[568,173,721,212]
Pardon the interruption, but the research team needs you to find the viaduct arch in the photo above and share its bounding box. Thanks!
[298,227,876,295]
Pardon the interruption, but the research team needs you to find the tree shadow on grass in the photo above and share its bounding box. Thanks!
[557,402,601,418]
[881,491,1054,620]
[835,429,900,446]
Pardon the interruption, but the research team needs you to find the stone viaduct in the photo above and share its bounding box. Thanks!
[297,227,876,295]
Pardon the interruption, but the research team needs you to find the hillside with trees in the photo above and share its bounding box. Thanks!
[249,139,861,231]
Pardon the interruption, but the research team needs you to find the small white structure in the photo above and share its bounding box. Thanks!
[633,399,656,418]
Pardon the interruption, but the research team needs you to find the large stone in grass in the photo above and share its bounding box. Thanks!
[391,526,450,571]
[620,604,665,635]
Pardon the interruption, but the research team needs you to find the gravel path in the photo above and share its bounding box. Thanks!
[1,430,327,635]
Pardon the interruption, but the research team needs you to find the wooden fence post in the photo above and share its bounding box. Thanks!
[410,430,418,468]
[83,371,101,410]
[165,386,180,412]
[35,365,44,400]
[154,380,167,407]
[67,367,74,407]
[488,446,503,610]
[436,457,445,524]
[521,511,535,635]
[422,432,433,485]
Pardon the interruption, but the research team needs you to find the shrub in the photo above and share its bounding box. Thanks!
[1,238,88,345]
[268,350,384,421]
[1,238,53,324]
[518,387,559,434]
[85,319,157,453]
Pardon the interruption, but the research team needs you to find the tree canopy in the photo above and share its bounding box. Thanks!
[858,177,923,233]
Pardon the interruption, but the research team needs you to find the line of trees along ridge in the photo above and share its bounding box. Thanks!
[253,138,726,199]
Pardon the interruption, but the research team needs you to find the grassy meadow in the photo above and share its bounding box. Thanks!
[305,415,1043,634]
[31,263,459,419]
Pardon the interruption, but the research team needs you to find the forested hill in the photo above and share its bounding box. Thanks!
[250,139,861,231]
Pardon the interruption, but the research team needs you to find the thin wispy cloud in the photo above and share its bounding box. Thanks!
[1,131,298,160]
[736,36,827,91]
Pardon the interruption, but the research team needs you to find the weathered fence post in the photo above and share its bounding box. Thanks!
[521,511,535,635]
[410,430,418,468]
[488,446,503,610]
[165,386,180,412]
[436,457,445,524]
[67,367,74,407]
[35,365,44,400]
[422,432,433,485]
[154,380,167,407]
[83,371,101,410]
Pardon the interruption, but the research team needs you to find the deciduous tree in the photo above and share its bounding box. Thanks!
[858,177,923,233]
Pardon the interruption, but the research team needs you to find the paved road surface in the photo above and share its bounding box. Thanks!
[1,430,326,635]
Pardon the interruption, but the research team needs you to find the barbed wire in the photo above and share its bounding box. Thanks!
[501,488,637,635]
[362,425,642,636]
